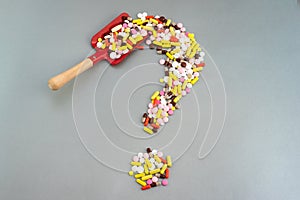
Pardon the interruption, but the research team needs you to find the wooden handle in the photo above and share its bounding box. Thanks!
[48,58,94,90]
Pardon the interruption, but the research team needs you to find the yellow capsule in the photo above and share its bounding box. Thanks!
[111,42,116,51]
[136,179,147,186]
[161,40,171,44]
[160,164,168,174]
[126,43,133,50]
[141,174,153,181]
[174,95,182,103]
[141,26,153,31]
[153,40,162,46]
[170,26,175,36]
[123,33,129,41]
[135,35,144,42]
[171,106,175,111]
[144,164,149,175]
[156,96,160,100]
[151,91,159,100]
[178,84,182,95]
[131,161,141,166]
[191,77,199,85]
[144,127,153,134]
[128,171,134,176]
[152,30,157,37]
[135,173,145,178]
[171,42,181,46]
[145,158,152,168]
[101,43,106,49]
[150,168,161,175]
[132,19,142,24]
[167,155,172,167]
[154,155,161,163]
[170,73,178,81]
[193,67,202,72]
[129,37,136,45]
[166,52,174,60]
[160,78,164,83]
[168,76,172,87]
[156,109,162,118]
[150,18,158,24]
[166,19,171,26]
[162,43,171,48]
[118,46,127,51]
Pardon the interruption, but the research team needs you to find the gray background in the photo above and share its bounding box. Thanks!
[1,0,300,199]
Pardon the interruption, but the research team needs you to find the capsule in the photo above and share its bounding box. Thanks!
[141,185,151,190]
[144,127,153,134]
[144,164,149,175]
[150,168,161,175]
[131,161,141,166]
[136,179,147,186]
[141,174,153,181]
[144,117,150,126]
[165,168,169,178]
[166,156,172,167]
[135,173,145,178]
[160,164,168,174]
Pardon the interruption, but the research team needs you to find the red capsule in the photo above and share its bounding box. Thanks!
[141,185,151,190]
[144,117,150,126]
[165,168,169,179]
[160,157,167,164]
[151,123,160,129]
[146,15,154,19]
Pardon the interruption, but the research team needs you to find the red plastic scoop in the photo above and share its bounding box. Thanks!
[48,12,144,90]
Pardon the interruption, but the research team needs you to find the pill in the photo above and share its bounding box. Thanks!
[136,179,147,186]
[141,175,153,181]
[128,171,134,176]
[162,179,168,186]
[150,168,161,175]
[160,164,168,174]
[143,127,153,134]
[141,185,151,190]
[135,173,145,178]
[165,168,169,178]
[166,156,172,167]
[146,179,152,185]
[131,161,142,166]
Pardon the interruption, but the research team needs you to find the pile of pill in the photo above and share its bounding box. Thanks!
[96,12,205,134]
[128,148,172,190]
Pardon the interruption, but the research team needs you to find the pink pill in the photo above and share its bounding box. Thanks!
[148,103,153,109]
[168,110,174,115]
[123,23,128,28]
[147,179,153,185]
[180,77,185,83]
[131,29,137,34]
[157,118,163,125]
[162,179,168,186]
[160,90,164,96]
[186,88,191,93]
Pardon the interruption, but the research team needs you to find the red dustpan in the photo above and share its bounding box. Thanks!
[48,12,143,90]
